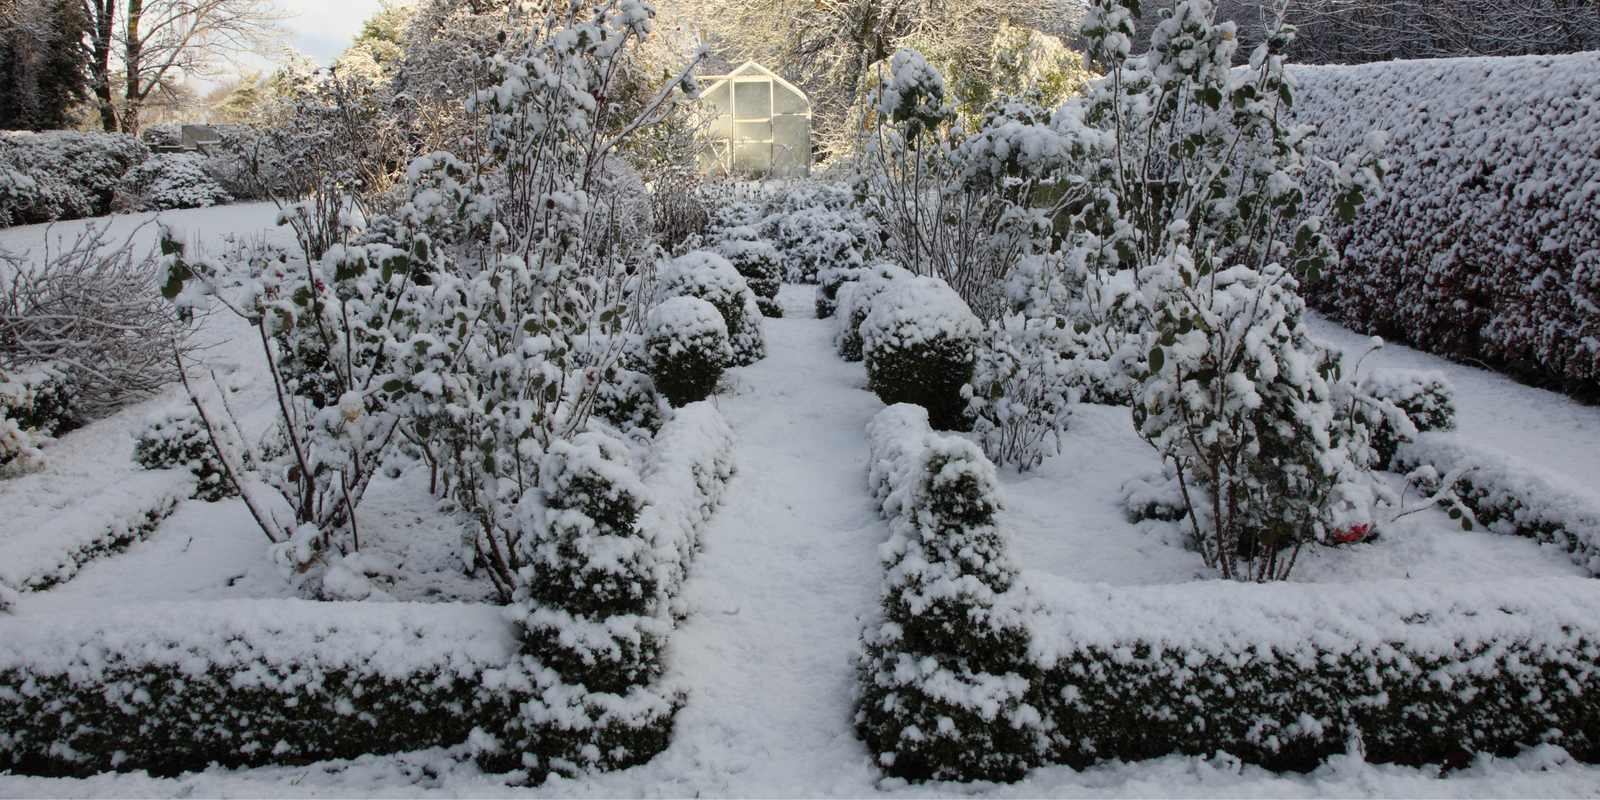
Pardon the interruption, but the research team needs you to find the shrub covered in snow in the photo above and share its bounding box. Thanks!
[132,405,237,502]
[1135,262,1378,582]
[857,404,1041,783]
[0,370,53,475]
[1360,369,1456,467]
[0,402,735,777]
[0,131,148,224]
[1027,577,1600,770]
[834,262,912,362]
[814,261,860,320]
[758,182,874,285]
[964,318,1075,470]
[717,238,783,318]
[861,276,981,430]
[1288,53,1600,396]
[116,152,232,211]
[2,221,181,426]
[853,52,1088,321]
[658,250,765,366]
[646,296,731,407]
[0,600,518,775]
[591,368,666,435]
[491,432,675,776]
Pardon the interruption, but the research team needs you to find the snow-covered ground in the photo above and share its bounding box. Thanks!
[4,207,1600,795]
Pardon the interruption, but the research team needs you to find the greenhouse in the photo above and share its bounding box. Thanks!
[697,61,812,178]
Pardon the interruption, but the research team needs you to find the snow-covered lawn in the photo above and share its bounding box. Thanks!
[4,207,1600,796]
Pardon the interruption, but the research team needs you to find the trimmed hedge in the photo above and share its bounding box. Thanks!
[859,413,1600,782]
[0,468,195,610]
[0,600,518,776]
[1028,577,1600,770]
[1396,433,1600,576]
[0,403,736,781]
[1289,54,1600,397]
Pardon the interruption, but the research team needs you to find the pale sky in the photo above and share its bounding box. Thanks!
[275,0,388,67]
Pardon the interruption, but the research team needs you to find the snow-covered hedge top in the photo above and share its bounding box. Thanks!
[658,251,750,308]
[865,403,936,520]
[860,275,981,356]
[0,468,194,607]
[638,401,734,603]
[0,599,516,683]
[1398,432,1600,576]
[1026,574,1600,670]
[1286,53,1600,380]
[716,238,781,267]
[647,296,730,352]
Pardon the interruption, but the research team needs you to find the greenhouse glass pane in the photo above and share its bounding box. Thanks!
[704,82,731,116]
[774,83,807,114]
[708,116,732,140]
[734,81,771,119]
[772,143,807,177]
[734,120,772,141]
[772,114,808,149]
[734,142,772,172]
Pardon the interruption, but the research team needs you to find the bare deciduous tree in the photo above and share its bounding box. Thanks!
[80,0,291,134]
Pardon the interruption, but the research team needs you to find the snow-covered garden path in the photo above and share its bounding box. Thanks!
[629,284,888,793]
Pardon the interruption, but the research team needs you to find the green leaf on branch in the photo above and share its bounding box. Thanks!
[1149,346,1165,373]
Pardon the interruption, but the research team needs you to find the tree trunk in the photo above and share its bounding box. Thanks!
[84,0,117,131]
[121,0,140,133]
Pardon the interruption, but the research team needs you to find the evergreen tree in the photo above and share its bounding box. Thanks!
[0,0,89,130]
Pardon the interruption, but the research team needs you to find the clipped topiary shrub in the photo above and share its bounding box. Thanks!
[814,262,860,319]
[1360,368,1456,467]
[646,296,732,407]
[132,404,237,502]
[658,251,765,366]
[861,276,980,430]
[718,238,783,318]
[489,431,678,778]
[591,368,666,434]
[834,263,912,362]
[857,404,1042,783]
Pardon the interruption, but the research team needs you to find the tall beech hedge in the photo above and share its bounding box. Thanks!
[1289,53,1600,397]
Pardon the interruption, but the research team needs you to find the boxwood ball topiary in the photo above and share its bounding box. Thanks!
[718,238,784,318]
[861,276,980,431]
[658,250,765,366]
[646,296,732,407]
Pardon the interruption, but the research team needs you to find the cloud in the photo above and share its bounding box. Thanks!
[276,0,387,66]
